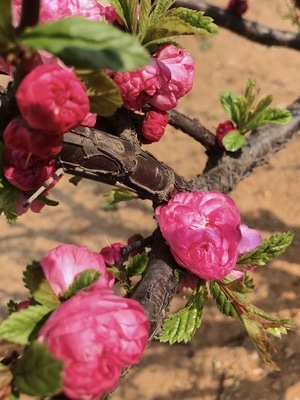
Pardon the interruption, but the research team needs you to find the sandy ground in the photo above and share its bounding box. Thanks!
[0,1,300,399]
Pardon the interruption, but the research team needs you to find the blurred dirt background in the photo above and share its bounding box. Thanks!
[0,1,300,399]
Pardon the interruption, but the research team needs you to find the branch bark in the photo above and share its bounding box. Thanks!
[175,0,300,50]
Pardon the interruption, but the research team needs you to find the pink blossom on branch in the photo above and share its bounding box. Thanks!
[100,242,124,266]
[142,108,169,143]
[111,44,194,112]
[38,289,150,400]
[155,190,242,281]
[40,244,115,297]
[3,119,63,159]
[3,148,58,191]
[16,64,90,134]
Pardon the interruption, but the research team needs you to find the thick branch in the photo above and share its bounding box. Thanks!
[175,0,300,50]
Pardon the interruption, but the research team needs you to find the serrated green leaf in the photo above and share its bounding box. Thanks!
[64,269,101,300]
[126,252,149,277]
[0,176,18,223]
[249,107,291,128]
[167,8,218,34]
[209,281,238,317]
[77,70,122,116]
[222,130,245,152]
[219,91,241,124]
[223,273,254,294]
[237,231,295,267]
[23,262,60,309]
[7,299,19,313]
[14,342,63,396]
[0,305,52,345]
[143,12,217,47]
[21,17,150,71]
[159,285,208,344]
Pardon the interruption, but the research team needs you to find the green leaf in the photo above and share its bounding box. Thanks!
[23,262,60,309]
[167,8,218,34]
[102,188,137,210]
[223,273,255,294]
[0,176,18,224]
[237,231,295,267]
[219,91,241,124]
[159,285,208,344]
[137,0,152,41]
[77,70,122,116]
[143,12,217,48]
[68,176,82,186]
[64,269,101,299]
[0,305,52,345]
[209,281,238,318]
[20,16,150,71]
[14,341,63,396]
[222,130,245,152]
[126,252,149,277]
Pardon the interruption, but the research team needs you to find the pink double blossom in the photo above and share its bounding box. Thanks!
[3,148,58,191]
[155,191,261,281]
[100,242,124,266]
[142,108,169,143]
[38,288,150,400]
[40,244,115,297]
[111,44,194,112]
[4,119,63,159]
[16,64,90,134]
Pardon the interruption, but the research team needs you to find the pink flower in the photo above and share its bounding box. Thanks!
[150,44,194,111]
[40,244,115,297]
[38,289,150,400]
[111,57,171,111]
[155,191,242,281]
[81,112,97,128]
[216,120,237,147]
[142,108,169,143]
[3,148,58,191]
[12,0,104,26]
[16,190,47,216]
[226,0,248,16]
[99,5,124,26]
[16,64,90,134]
[100,242,124,266]
[228,224,262,280]
[111,44,194,112]
[4,119,63,159]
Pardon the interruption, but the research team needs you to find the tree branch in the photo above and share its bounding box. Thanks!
[175,0,300,50]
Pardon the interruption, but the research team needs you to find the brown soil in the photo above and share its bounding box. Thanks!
[0,1,300,399]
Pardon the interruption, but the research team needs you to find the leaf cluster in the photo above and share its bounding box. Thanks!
[220,79,292,151]
[108,0,218,50]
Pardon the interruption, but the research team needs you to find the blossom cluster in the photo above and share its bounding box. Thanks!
[155,190,262,281]
[109,43,194,142]
[24,243,149,400]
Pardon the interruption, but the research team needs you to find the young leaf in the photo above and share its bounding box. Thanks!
[126,252,149,277]
[222,130,245,152]
[23,262,60,310]
[237,231,295,267]
[166,8,218,34]
[0,178,18,224]
[77,70,122,116]
[14,342,63,396]
[20,17,150,71]
[222,273,255,294]
[64,269,101,299]
[209,281,238,318]
[219,91,241,124]
[159,285,208,344]
[0,305,52,345]
[137,0,152,41]
[102,188,137,210]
